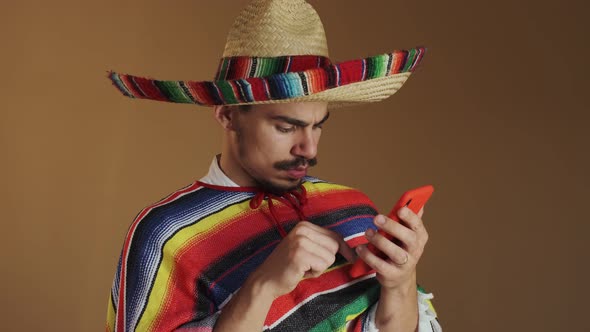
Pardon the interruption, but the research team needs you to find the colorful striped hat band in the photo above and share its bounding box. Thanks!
[108,0,426,109]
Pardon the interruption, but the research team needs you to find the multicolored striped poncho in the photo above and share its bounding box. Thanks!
[106,177,433,331]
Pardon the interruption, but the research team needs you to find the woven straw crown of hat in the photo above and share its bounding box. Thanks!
[108,0,426,108]
[223,0,329,58]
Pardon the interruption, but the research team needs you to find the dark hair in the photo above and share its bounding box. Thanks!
[236,104,252,112]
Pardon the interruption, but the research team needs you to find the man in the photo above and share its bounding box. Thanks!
[106,0,441,331]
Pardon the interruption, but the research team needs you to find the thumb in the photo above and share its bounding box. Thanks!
[418,207,425,218]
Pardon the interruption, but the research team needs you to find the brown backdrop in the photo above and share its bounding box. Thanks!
[1,0,588,331]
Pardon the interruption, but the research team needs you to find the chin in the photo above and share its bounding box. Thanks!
[256,176,303,195]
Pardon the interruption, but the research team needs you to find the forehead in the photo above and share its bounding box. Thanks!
[250,102,328,121]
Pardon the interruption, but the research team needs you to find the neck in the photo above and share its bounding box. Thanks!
[218,143,257,187]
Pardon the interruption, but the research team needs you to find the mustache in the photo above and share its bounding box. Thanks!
[274,157,318,170]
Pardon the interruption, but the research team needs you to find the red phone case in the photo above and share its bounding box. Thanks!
[349,185,434,278]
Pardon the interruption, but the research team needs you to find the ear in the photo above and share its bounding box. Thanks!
[213,105,235,131]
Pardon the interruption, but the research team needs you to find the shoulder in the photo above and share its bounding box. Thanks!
[122,181,251,249]
[302,176,376,208]
[130,181,207,230]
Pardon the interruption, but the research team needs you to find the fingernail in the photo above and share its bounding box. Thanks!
[365,228,375,238]
[375,215,385,225]
[355,246,363,254]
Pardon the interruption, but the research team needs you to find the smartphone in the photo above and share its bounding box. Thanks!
[349,185,434,278]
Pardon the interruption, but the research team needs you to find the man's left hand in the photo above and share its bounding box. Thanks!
[355,206,428,289]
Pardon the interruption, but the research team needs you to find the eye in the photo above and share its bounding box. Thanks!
[276,126,296,133]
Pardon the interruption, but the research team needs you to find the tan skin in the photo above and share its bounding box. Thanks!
[212,102,429,332]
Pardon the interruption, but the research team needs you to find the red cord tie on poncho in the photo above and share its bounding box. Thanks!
[249,185,308,237]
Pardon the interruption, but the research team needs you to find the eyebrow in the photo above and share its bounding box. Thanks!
[271,111,330,128]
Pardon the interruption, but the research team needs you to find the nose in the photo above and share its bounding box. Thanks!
[291,129,318,161]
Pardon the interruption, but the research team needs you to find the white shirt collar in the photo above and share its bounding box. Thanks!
[199,154,240,187]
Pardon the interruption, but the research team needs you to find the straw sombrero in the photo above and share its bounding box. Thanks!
[108,0,425,108]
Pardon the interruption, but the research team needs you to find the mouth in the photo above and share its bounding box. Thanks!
[284,167,308,179]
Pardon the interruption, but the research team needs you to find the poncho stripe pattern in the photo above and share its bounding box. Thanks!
[107,48,425,106]
[106,177,392,331]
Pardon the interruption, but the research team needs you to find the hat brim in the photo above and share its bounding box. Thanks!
[108,48,425,108]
